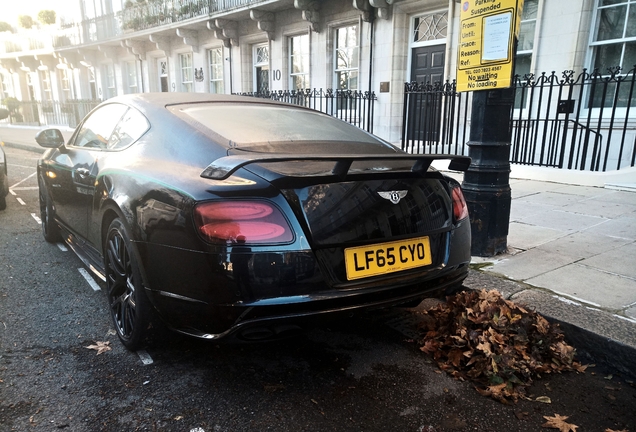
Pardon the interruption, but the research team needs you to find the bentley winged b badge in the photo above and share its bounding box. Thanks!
[378,190,408,204]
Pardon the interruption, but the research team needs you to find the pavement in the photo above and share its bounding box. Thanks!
[2,123,636,377]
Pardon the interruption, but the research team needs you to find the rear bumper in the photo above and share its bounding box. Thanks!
[141,217,471,341]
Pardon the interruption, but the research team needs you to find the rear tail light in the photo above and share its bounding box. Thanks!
[451,186,469,221]
[194,201,294,244]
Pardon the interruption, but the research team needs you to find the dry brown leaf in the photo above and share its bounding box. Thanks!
[542,414,578,432]
[84,341,111,355]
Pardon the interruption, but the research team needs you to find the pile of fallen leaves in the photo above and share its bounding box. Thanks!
[417,289,586,403]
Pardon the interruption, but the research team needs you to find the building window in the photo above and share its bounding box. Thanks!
[208,48,224,94]
[180,53,193,92]
[590,0,636,72]
[87,67,97,99]
[39,70,52,101]
[589,0,636,107]
[290,34,310,91]
[413,12,448,42]
[59,68,73,100]
[102,63,116,99]
[514,0,538,79]
[159,59,169,92]
[125,61,138,94]
[334,25,358,90]
[254,44,269,93]
[0,71,12,99]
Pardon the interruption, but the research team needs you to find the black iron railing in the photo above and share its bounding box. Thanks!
[512,68,636,171]
[237,89,377,133]
[401,67,636,171]
[0,99,100,128]
[401,80,470,156]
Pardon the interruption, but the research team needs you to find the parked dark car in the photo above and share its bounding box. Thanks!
[36,93,471,350]
[0,107,10,210]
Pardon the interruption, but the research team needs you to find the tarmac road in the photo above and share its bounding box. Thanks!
[1,146,635,432]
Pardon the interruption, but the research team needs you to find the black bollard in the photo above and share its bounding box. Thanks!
[462,88,513,257]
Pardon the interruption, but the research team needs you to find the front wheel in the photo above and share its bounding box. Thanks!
[104,218,153,350]
[38,180,61,242]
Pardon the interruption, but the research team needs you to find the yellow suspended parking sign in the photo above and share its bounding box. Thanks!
[457,0,524,92]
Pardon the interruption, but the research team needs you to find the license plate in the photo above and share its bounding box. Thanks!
[344,236,432,281]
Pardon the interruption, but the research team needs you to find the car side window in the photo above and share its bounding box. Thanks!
[108,107,150,150]
[71,104,127,150]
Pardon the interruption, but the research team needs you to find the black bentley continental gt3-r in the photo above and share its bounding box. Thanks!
[36,93,471,350]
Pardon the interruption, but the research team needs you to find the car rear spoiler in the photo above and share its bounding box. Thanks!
[200,154,472,180]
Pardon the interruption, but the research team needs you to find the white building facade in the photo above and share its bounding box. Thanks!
[0,0,633,146]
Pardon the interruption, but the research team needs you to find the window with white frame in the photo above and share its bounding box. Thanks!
[180,53,193,92]
[125,61,138,94]
[412,12,447,42]
[0,71,12,99]
[334,25,358,90]
[59,68,73,100]
[87,67,97,99]
[290,34,310,91]
[514,0,538,79]
[102,63,116,99]
[589,0,636,107]
[39,70,52,101]
[208,48,224,94]
[253,44,269,93]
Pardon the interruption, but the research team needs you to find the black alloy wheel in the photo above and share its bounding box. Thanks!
[104,218,151,350]
[38,178,61,242]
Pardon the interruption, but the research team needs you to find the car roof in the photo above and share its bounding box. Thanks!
[105,92,297,110]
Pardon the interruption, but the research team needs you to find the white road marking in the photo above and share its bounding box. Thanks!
[9,190,16,196]
[8,163,38,169]
[10,171,37,189]
[137,350,154,365]
[78,268,101,292]
[16,197,26,206]
[57,243,68,252]
[31,213,42,224]
[11,186,39,191]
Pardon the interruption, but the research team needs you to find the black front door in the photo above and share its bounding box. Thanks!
[408,45,445,143]
[411,45,445,84]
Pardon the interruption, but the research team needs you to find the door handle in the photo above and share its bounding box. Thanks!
[76,168,90,178]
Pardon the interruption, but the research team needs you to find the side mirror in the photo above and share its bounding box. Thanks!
[35,129,65,148]
[0,108,9,120]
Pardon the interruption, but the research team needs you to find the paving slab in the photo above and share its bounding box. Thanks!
[584,216,636,240]
[509,201,559,222]
[595,190,636,206]
[561,200,636,218]
[506,221,568,249]
[513,208,607,232]
[551,184,617,198]
[525,263,636,310]
[513,190,588,207]
[483,248,578,281]
[579,241,636,279]
[536,231,633,260]
[509,179,569,198]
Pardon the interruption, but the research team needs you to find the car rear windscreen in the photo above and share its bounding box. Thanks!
[173,103,381,147]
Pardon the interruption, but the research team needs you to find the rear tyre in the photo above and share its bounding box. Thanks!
[104,218,153,351]
[0,195,6,211]
[38,180,61,242]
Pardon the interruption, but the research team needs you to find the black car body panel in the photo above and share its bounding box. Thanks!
[37,93,471,343]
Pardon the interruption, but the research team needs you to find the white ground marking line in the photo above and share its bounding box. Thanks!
[57,243,68,252]
[78,268,101,292]
[11,186,39,190]
[16,197,26,205]
[31,213,42,224]
[137,350,154,365]
[10,171,37,189]
[9,189,16,196]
